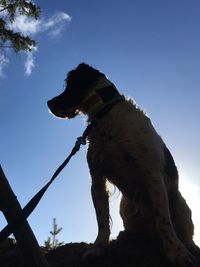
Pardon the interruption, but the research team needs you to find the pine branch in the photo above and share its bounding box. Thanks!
[0,1,40,52]
[44,218,64,249]
[0,6,9,13]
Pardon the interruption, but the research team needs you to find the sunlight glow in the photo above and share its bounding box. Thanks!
[108,179,200,247]
[108,183,123,239]
[179,178,200,246]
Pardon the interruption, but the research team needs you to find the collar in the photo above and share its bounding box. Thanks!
[82,77,123,120]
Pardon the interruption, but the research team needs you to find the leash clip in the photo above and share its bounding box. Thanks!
[72,137,86,155]
[76,136,87,146]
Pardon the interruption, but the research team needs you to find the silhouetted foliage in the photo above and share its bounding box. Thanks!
[44,218,64,250]
[0,0,40,52]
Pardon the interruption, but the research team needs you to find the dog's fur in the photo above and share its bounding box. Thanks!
[48,63,198,266]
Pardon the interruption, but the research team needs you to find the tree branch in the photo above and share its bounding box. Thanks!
[0,6,9,13]
[0,165,49,267]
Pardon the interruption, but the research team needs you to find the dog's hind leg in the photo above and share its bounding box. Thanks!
[169,190,200,262]
[147,171,197,266]
[169,190,194,247]
[120,193,155,236]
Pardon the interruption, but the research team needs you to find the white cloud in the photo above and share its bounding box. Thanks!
[5,11,72,77]
[10,11,72,37]
[0,54,9,78]
[45,12,72,37]
[24,46,37,76]
[11,15,41,35]
[44,12,71,30]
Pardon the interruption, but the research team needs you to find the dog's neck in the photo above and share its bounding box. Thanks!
[81,77,122,120]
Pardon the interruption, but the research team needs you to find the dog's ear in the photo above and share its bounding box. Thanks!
[66,63,105,93]
[76,62,91,71]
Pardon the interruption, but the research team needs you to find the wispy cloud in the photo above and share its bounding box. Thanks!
[43,12,72,37]
[11,11,72,37]
[24,46,37,75]
[0,54,9,78]
[1,11,72,77]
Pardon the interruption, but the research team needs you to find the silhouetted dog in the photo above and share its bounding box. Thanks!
[48,63,199,266]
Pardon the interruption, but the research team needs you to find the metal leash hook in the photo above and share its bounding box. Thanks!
[79,136,87,145]
[71,136,87,156]
[76,136,87,146]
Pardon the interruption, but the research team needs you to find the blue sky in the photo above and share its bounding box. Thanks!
[0,0,200,246]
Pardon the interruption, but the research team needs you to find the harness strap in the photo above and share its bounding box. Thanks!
[82,77,121,119]
[95,97,124,119]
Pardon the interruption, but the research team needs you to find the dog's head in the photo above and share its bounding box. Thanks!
[47,63,106,119]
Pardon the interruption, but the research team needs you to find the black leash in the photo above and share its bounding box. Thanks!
[0,122,94,242]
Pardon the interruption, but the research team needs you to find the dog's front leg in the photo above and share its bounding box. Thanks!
[82,172,110,260]
[91,173,110,247]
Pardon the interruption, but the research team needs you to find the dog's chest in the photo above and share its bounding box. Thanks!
[87,101,166,178]
[87,131,115,161]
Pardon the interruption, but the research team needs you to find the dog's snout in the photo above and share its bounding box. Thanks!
[47,99,53,110]
[47,98,61,117]
[47,99,55,113]
[47,97,69,118]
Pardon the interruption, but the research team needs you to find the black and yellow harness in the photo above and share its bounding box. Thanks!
[82,77,124,120]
